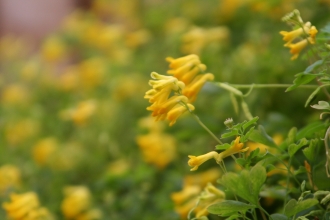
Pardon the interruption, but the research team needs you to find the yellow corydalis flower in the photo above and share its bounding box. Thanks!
[145,72,193,126]
[166,54,214,102]
[217,136,248,161]
[188,151,219,171]
[280,15,318,60]
[2,192,53,220]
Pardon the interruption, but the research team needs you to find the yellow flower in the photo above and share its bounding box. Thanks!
[61,186,92,219]
[188,151,219,171]
[287,38,311,60]
[166,54,199,70]
[59,100,97,126]
[167,103,195,126]
[183,168,221,188]
[41,35,66,63]
[183,73,214,102]
[217,136,249,161]
[5,119,40,146]
[136,132,176,169]
[171,185,201,205]
[279,22,311,45]
[1,84,30,106]
[2,192,53,220]
[0,165,21,195]
[32,137,58,166]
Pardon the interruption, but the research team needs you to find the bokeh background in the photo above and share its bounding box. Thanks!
[0,0,330,219]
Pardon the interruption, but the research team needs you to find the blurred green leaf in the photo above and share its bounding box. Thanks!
[215,143,231,150]
[248,125,277,148]
[284,198,319,217]
[288,138,309,157]
[207,200,256,216]
[310,101,330,110]
[242,116,259,130]
[286,73,317,92]
[304,60,324,74]
[302,139,319,162]
[296,121,326,139]
[305,87,321,107]
[270,213,289,220]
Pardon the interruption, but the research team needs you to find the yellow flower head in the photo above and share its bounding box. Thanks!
[217,136,248,161]
[0,165,21,195]
[279,22,311,46]
[2,192,53,220]
[171,185,201,205]
[188,151,219,171]
[61,186,91,219]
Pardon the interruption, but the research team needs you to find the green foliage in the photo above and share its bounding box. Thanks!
[248,125,277,148]
[283,198,319,217]
[207,200,256,217]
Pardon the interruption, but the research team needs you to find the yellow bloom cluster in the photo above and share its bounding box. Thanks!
[59,100,97,126]
[188,136,248,171]
[144,72,194,126]
[136,117,176,169]
[2,192,53,220]
[61,186,102,220]
[166,54,214,103]
[0,165,21,195]
[280,21,318,60]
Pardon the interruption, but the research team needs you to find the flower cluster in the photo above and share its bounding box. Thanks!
[188,136,248,171]
[166,54,214,103]
[144,72,194,126]
[280,20,318,60]
[2,192,53,220]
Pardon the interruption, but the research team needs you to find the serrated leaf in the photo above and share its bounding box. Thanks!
[288,138,309,157]
[304,59,324,73]
[305,87,321,107]
[215,143,231,150]
[286,73,317,92]
[270,213,289,220]
[310,100,330,110]
[221,129,239,138]
[284,198,319,217]
[219,164,266,205]
[302,139,319,162]
[207,200,256,216]
[248,125,277,148]
[242,116,259,130]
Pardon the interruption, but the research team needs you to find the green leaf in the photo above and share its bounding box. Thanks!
[207,200,256,216]
[221,129,239,138]
[310,100,330,110]
[242,116,259,130]
[219,164,266,205]
[248,125,277,148]
[288,138,309,157]
[215,143,231,150]
[240,126,255,142]
[270,213,289,220]
[284,198,319,217]
[304,59,324,73]
[296,121,326,139]
[294,166,307,176]
[302,139,319,162]
[305,86,321,107]
[286,73,317,92]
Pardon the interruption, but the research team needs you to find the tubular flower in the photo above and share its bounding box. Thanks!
[2,192,53,220]
[145,72,193,126]
[166,54,214,102]
[280,20,318,60]
[216,136,249,162]
[188,151,219,171]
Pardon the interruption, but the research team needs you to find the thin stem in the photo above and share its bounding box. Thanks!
[258,202,267,220]
[215,83,318,89]
[258,205,273,220]
[190,113,223,144]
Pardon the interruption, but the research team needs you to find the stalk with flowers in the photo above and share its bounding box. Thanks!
[144,9,330,220]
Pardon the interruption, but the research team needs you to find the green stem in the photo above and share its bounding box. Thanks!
[220,83,318,89]
[190,113,223,144]
[258,205,273,220]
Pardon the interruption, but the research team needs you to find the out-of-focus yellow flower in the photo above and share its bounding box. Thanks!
[188,151,219,171]
[183,168,221,188]
[171,185,201,205]
[0,165,21,195]
[138,116,165,132]
[218,0,246,21]
[59,100,97,126]
[145,72,193,126]
[167,103,195,126]
[217,136,249,161]
[2,192,53,220]
[5,119,40,146]
[136,132,176,169]
[195,183,225,218]
[20,60,39,82]
[267,162,294,177]
[1,84,30,105]
[166,54,214,103]
[247,133,283,155]
[58,66,79,91]
[41,35,66,63]
[125,29,152,48]
[32,137,58,166]
[106,159,130,176]
[280,20,318,60]
[112,74,148,101]
[164,17,190,35]
[78,57,106,90]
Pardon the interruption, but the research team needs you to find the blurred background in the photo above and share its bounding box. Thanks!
[0,0,330,219]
